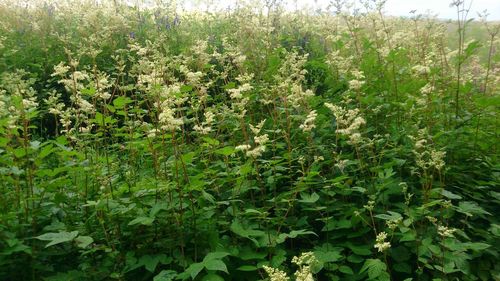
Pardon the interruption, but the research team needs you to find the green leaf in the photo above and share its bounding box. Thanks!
[360,259,386,280]
[185,262,204,280]
[182,152,196,164]
[38,144,54,159]
[276,229,317,244]
[339,265,354,274]
[236,265,258,271]
[95,112,104,124]
[153,270,177,281]
[128,216,155,226]
[201,273,224,281]
[441,189,462,200]
[463,242,490,251]
[35,231,79,248]
[113,96,133,108]
[456,201,491,216]
[298,192,320,203]
[139,254,170,272]
[204,259,228,273]
[203,252,230,262]
[75,236,93,248]
[215,146,235,156]
[150,203,170,217]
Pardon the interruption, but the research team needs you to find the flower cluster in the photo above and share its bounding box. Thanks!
[292,252,318,281]
[193,111,215,135]
[325,103,366,145]
[263,265,289,281]
[299,110,317,133]
[374,232,391,252]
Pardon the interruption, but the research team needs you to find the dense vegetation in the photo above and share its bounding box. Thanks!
[0,0,499,280]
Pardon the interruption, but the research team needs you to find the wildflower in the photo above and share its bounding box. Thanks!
[249,119,266,135]
[193,111,215,135]
[299,110,317,132]
[364,200,375,211]
[52,62,70,77]
[348,80,364,91]
[374,232,391,252]
[387,217,402,230]
[291,252,317,281]
[291,252,317,266]
[235,144,251,151]
[313,156,324,162]
[420,83,434,95]
[263,265,289,281]
[325,103,366,144]
[412,65,430,75]
[295,265,314,281]
[437,225,456,238]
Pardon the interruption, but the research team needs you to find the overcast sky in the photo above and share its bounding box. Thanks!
[290,0,500,20]
[383,0,500,20]
[184,0,500,20]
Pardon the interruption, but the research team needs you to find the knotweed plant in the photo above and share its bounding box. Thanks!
[0,0,498,280]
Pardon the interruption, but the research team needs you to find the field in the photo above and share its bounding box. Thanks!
[0,0,499,280]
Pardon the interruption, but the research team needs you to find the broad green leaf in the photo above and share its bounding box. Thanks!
[113,96,133,108]
[203,252,230,262]
[201,273,224,281]
[360,259,386,280]
[75,236,93,248]
[215,146,235,156]
[298,192,320,203]
[339,265,354,274]
[185,262,204,280]
[128,216,155,226]
[153,270,177,281]
[204,259,228,273]
[35,231,79,248]
[236,265,258,271]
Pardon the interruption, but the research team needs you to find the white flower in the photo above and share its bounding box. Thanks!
[348,79,364,91]
[263,265,289,281]
[235,144,251,151]
[374,232,391,252]
[437,225,456,238]
[52,62,70,77]
[299,110,317,132]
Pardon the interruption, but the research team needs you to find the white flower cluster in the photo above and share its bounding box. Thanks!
[227,75,253,119]
[263,252,318,281]
[0,71,39,129]
[287,84,314,109]
[374,231,391,252]
[236,120,269,158]
[44,91,65,116]
[412,65,431,75]
[325,103,366,145]
[263,265,289,281]
[348,70,365,91]
[193,111,215,135]
[411,130,446,172]
[299,110,317,133]
[326,50,354,75]
[386,217,402,230]
[292,252,317,281]
[437,225,456,238]
[156,84,185,132]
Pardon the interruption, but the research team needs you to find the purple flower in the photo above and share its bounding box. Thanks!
[173,15,180,26]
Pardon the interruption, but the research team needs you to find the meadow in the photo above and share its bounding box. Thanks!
[0,0,499,280]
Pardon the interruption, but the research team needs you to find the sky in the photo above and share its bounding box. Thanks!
[290,0,500,20]
[181,0,500,20]
[383,0,500,20]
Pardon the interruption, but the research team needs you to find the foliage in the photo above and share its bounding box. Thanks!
[0,0,499,280]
